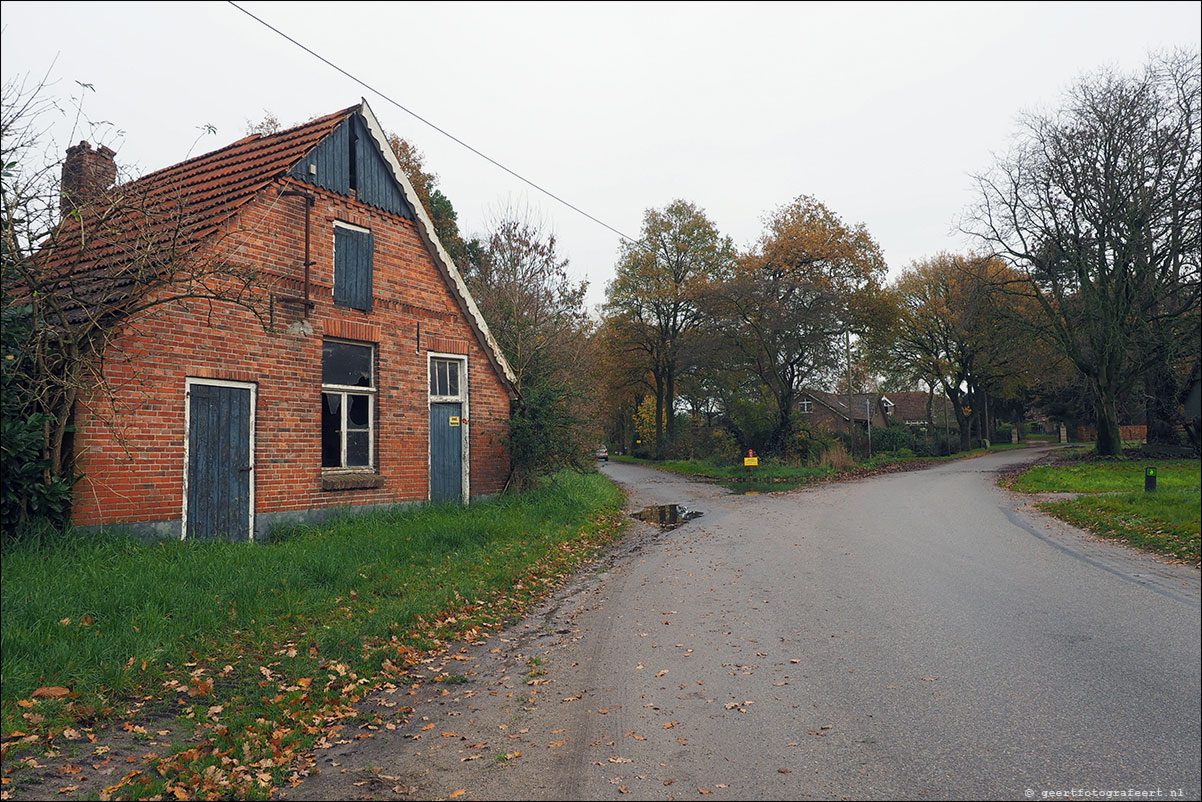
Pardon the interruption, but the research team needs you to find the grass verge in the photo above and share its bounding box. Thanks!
[1005,459,1200,565]
[1,470,624,799]
[612,445,1005,492]
[1009,459,1200,493]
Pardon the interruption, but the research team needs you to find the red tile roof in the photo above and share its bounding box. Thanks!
[881,391,932,424]
[38,106,357,324]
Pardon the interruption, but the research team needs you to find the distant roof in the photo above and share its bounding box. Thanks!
[805,390,879,422]
[880,391,931,423]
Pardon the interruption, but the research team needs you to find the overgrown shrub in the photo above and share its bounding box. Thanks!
[871,424,916,454]
[1,304,74,540]
[505,376,591,490]
[818,442,855,471]
[792,425,839,466]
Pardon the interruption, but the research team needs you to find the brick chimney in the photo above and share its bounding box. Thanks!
[60,141,117,216]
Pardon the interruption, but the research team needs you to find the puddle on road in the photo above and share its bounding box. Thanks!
[630,504,703,529]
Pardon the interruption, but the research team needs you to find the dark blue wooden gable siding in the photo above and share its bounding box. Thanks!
[351,116,413,218]
[289,114,413,219]
[291,119,350,195]
[334,226,373,311]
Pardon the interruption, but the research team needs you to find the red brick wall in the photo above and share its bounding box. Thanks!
[71,177,511,534]
[1072,424,1147,444]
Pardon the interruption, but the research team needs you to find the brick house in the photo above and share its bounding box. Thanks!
[55,102,516,540]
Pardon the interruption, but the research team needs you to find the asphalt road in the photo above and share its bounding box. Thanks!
[282,448,1201,801]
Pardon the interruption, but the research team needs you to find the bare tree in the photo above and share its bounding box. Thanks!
[966,51,1201,455]
[3,75,272,517]
[465,205,595,486]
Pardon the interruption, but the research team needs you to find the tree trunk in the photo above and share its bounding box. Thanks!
[1094,397,1124,456]
[767,389,795,456]
[665,362,676,451]
[1144,360,1181,445]
[654,374,665,460]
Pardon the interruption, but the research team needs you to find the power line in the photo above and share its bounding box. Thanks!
[228,1,644,250]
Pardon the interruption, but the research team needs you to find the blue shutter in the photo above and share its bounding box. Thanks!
[334,227,372,311]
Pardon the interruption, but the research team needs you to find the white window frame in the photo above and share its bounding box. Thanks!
[427,352,470,500]
[322,338,376,473]
[181,378,257,542]
[799,398,813,414]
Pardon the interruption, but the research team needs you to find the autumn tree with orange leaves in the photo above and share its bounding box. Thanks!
[705,196,890,455]
[604,200,734,459]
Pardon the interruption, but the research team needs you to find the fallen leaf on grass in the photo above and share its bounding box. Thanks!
[33,687,71,699]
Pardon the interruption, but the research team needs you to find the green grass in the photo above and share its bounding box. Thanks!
[1007,459,1200,564]
[613,445,1008,492]
[1040,489,1201,563]
[1010,459,1200,493]
[613,455,834,491]
[1,471,624,797]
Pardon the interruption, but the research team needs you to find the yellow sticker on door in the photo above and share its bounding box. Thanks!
[449,416,460,427]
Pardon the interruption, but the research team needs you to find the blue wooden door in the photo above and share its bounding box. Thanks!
[186,382,253,540]
[429,402,463,503]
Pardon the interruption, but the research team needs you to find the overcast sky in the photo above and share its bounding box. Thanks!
[3,1,1200,311]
